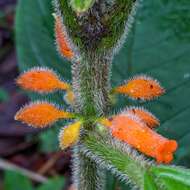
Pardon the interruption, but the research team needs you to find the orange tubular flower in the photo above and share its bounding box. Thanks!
[59,121,82,149]
[114,75,165,100]
[125,107,159,128]
[108,113,177,164]
[15,102,74,128]
[54,14,74,60]
[16,68,70,93]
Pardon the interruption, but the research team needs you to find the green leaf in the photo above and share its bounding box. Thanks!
[0,88,9,102]
[144,172,157,190]
[4,171,64,190]
[83,134,147,189]
[4,171,33,190]
[37,176,64,190]
[39,125,61,152]
[150,165,190,190]
[70,0,95,13]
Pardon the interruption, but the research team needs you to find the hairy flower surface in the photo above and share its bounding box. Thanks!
[54,14,74,60]
[16,68,70,93]
[125,107,159,128]
[15,102,73,128]
[107,113,177,164]
[59,121,82,149]
[114,75,165,100]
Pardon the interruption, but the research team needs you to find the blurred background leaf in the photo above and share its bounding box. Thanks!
[150,165,190,190]
[0,88,9,102]
[4,170,33,190]
[3,170,64,190]
[37,176,65,190]
[15,0,190,189]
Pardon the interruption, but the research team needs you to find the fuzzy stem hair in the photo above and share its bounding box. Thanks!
[71,51,112,190]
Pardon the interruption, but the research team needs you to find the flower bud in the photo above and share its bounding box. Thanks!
[114,75,165,100]
[59,121,82,149]
[17,67,70,93]
[125,106,159,128]
[15,102,73,128]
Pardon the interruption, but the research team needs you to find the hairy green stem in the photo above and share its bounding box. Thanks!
[72,145,106,190]
[72,52,112,190]
[72,52,112,117]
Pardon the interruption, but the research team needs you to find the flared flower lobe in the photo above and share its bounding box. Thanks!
[15,102,73,128]
[109,114,177,164]
[16,68,70,93]
[54,15,74,59]
[114,75,165,100]
[125,107,159,128]
[59,121,82,149]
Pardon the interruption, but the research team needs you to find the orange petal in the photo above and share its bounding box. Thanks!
[110,113,177,164]
[15,102,73,128]
[114,75,165,100]
[59,121,82,149]
[54,14,74,59]
[125,107,159,128]
[16,68,70,93]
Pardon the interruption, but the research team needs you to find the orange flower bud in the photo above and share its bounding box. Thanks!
[15,102,73,128]
[110,114,177,164]
[16,68,70,93]
[125,107,159,128]
[54,14,74,59]
[59,121,82,149]
[114,75,165,100]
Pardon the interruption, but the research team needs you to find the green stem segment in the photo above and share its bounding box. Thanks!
[72,52,112,117]
[72,52,112,190]
[72,145,106,190]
